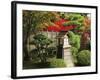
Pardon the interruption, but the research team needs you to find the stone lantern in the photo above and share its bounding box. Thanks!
[57,31,71,58]
[56,32,74,67]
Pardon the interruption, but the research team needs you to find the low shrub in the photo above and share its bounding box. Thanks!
[77,50,90,66]
[50,59,66,68]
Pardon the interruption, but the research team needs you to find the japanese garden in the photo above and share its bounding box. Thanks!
[23,10,91,69]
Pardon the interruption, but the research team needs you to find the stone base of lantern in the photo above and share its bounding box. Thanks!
[63,45,71,48]
[63,44,74,67]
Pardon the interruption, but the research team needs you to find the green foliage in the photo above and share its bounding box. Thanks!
[68,31,90,66]
[70,47,78,64]
[50,59,66,68]
[23,11,60,60]
[74,35,81,49]
[68,31,80,49]
[33,34,53,47]
[65,13,84,21]
[23,58,66,69]
[63,21,82,27]
[63,13,85,32]
[77,50,91,66]
[23,11,60,33]
[32,34,53,63]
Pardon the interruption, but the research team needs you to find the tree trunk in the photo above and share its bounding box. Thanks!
[23,38,30,61]
[23,16,33,61]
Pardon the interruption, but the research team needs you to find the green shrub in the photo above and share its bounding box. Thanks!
[77,50,90,66]
[50,59,66,68]
[70,47,78,64]
[68,31,80,49]
[32,34,53,63]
